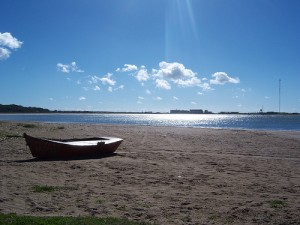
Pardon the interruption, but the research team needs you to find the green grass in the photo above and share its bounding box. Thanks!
[224,217,235,224]
[0,213,151,225]
[0,131,22,138]
[116,205,127,211]
[208,215,234,224]
[270,199,286,209]
[208,215,219,221]
[18,123,37,128]
[96,198,105,204]
[32,185,78,193]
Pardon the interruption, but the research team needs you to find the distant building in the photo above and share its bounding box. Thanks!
[190,109,203,114]
[204,110,212,114]
[219,111,239,114]
[170,109,212,114]
[170,110,190,114]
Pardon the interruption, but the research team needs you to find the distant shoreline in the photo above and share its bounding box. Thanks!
[0,104,299,115]
[1,112,300,116]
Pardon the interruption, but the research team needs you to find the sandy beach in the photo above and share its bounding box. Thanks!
[1,121,299,224]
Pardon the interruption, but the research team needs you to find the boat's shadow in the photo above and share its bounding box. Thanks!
[13,153,118,163]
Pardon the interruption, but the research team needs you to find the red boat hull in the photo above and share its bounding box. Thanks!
[23,133,123,159]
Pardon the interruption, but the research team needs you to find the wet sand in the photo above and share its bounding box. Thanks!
[1,121,300,224]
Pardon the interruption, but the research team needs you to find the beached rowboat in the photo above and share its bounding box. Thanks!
[23,133,123,159]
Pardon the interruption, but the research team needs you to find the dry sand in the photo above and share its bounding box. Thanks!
[0,121,300,224]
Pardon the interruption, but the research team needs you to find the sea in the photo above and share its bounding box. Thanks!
[0,113,300,131]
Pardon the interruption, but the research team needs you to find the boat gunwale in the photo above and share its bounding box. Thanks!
[23,133,123,146]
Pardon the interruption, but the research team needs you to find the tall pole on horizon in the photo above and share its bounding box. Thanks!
[279,79,281,113]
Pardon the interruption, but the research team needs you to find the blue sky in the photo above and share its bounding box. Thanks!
[1,0,299,113]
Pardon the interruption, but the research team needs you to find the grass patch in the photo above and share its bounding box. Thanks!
[32,185,78,193]
[140,203,151,209]
[116,205,127,211]
[0,213,150,225]
[208,215,219,221]
[224,217,235,224]
[96,198,105,204]
[18,123,37,128]
[270,199,286,209]
[0,131,21,138]
[32,185,56,193]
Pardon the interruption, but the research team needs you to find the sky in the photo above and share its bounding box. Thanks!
[1,0,299,113]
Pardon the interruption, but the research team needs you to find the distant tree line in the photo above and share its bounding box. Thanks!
[1,104,299,114]
[0,104,50,113]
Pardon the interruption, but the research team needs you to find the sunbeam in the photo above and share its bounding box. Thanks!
[165,0,199,60]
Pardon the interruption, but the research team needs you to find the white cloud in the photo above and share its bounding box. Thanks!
[86,74,121,92]
[0,47,10,60]
[57,61,84,73]
[89,75,101,84]
[152,61,206,89]
[116,64,138,72]
[70,61,84,72]
[57,63,70,73]
[191,101,197,105]
[0,32,23,49]
[155,79,171,90]
[79,96,86,101]
[115,85,124,90]
[135,68,149,82]
[155,97,162,101]
[154,61,196,79]
[93,85,100,91]
[64,61,241,99]
[200,82,213,91]
[100,73,116,86]
[116,61,216,91]
[174,77,201,87]
[117,64,150,83]
[210,72,240,85]
[0,32,23,60]
[138,96,144,100]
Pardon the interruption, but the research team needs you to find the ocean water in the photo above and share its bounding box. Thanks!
[0,113,299,131]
